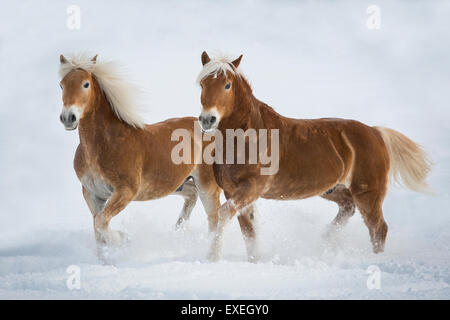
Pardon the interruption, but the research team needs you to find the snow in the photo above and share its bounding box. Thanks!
[0,0,449,299]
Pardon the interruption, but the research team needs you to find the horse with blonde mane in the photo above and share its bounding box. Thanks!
[58,54,222,255]
[197,51,431,262]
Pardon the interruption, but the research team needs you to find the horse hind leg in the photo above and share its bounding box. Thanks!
[174,179,198,230]
[349,150,389,253]
[321,184,356,237]
[351,187,388,253]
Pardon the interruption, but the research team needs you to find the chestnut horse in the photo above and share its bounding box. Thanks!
[197,52,431,261]
[58,54,221,254]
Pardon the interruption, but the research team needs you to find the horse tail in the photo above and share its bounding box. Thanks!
[374,126,432,193]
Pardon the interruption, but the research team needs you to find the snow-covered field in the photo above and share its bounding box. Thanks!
[0,0,449,299]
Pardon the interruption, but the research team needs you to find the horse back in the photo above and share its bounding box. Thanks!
[262,117,384,199]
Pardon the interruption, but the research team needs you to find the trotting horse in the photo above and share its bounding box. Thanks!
[58,54,222,253]
[197,51,431,262]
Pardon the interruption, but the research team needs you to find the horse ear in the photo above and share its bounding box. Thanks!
[201,51,210,66]
[231,54,243,69]
[91,54,98,64]
[60,54,68,64]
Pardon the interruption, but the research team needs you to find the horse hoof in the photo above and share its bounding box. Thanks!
[107,230,129,247]
[322,223,341,241]
[175,218,188,231]
[207,250,222,262]
[372,242,385,254]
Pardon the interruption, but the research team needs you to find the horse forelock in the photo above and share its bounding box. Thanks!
[59,53,145,129]
[59,53,96,79]
[197,55,243,84]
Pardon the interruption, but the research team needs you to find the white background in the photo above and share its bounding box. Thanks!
[0,0,449,299]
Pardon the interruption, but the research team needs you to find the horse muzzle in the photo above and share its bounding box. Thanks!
[60,105,81,131]
[199,109,220,133]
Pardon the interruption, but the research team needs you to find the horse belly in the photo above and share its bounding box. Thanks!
[135,178,174,201]
[263,137,346,200]
[134,163,194,201]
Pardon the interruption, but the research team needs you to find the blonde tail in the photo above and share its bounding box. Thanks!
[374,126,432,193]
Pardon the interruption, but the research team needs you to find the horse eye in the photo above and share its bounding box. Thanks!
[83,82,90,89]
[59,84,63,90]
[225,83,231,90]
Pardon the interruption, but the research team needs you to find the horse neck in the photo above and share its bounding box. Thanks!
[221,78,265,131]
[78,81,135,147]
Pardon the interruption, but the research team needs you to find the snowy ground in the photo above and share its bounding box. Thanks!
[0,0,449,299]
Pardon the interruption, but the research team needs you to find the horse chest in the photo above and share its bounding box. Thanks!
[75,145,115,199]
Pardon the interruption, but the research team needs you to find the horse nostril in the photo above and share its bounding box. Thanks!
[60,114,64,123]
[210,116,216,124]
[69,114,76,123]
[199,115,204,122]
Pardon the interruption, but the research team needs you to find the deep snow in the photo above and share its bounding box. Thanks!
[0,0,449,299]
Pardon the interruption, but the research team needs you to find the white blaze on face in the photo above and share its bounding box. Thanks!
[60,105,82,130]
[199,107,221,133]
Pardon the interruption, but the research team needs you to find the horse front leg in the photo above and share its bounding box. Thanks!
[237,204,259,263]
[82,186,107,243]
[208,179,261,262]
[82,186,106,217]
[93,187,136,247]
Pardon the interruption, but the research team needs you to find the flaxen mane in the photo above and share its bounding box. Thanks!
[59,53,145,128]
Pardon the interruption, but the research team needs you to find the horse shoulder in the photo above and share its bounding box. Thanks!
[73,144,87,180]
